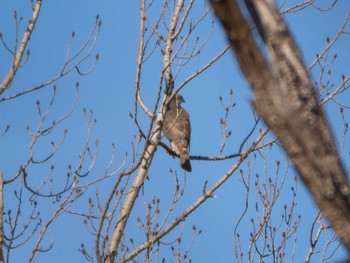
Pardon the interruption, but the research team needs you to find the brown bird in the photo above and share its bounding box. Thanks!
[162,94,192,172]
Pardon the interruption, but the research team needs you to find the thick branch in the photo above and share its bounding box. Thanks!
[210,0,350,251]
[0,0,42,95]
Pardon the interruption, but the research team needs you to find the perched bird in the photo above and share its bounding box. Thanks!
[162,94,192,172]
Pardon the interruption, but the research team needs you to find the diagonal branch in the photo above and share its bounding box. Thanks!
[119,128,269,263]
[0,0,42,95]
[210,0,350,252]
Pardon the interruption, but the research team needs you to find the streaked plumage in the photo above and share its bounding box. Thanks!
[162,94,192,172]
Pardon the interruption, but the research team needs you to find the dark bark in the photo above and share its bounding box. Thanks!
[210,0,350,251]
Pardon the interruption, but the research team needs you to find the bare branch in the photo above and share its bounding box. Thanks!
[0,16,101,102]
[119,128,269,262]
[0,0,42,95]
[309,13,350,70]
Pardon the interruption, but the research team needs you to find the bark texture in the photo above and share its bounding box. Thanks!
[210,0,350,251]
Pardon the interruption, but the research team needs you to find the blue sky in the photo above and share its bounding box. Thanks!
[0,1,349,262]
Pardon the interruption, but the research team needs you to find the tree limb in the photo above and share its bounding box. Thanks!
[210,0,350,251]
[0,0,42,95]
[119,128,269,262]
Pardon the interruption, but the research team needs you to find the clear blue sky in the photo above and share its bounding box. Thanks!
[0,1,349,262]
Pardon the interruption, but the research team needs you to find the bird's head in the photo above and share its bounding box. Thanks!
[174,93,185,104]
[167,93,186,109]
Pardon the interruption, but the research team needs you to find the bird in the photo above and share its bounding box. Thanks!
[162,94,192,172]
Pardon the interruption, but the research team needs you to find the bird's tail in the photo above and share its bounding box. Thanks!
[171,140,192,172]
[180,158,192,172]
[180,151,192,172]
